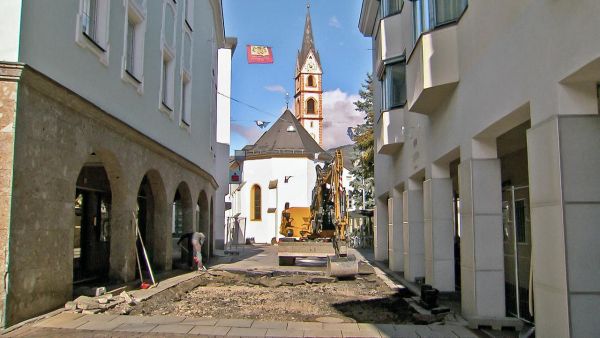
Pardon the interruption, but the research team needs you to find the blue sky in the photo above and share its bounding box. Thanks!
[223,0,372,152]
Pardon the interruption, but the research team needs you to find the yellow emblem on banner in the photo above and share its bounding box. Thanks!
[250,46,270,56]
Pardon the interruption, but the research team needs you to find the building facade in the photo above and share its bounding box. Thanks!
[0,0,231,327]
[295,6,324,146]
[359,0,600,336]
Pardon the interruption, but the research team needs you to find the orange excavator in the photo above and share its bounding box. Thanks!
[278,150,358,277]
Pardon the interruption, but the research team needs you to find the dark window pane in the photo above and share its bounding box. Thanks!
[435,0,467,26]
[384,62,406,109]
[382,0,403,17]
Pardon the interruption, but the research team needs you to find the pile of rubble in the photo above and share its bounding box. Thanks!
[65,288,138,315]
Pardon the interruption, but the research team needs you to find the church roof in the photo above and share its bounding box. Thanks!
[244,109,331,160]
[297,6,321,69]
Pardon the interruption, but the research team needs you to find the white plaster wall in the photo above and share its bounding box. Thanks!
[217,48,232,145]
[0,0,21,62]
[16,1,223,176]
[213,142,230,249]
[238,157,318,244]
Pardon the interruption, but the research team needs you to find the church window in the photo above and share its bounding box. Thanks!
[251,185,262,221]
[307,98,316,114]
[310,121,314,128]
[307,75,315,87]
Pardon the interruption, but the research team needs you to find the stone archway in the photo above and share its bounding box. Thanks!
[72,149,127,284]
[135,169,168,271]
[172,182,193,268]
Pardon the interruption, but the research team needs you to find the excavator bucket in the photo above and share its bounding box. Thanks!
[326,254,359,278]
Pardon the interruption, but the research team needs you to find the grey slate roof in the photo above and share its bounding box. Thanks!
[244,110,331,160]
[297,6,321,69]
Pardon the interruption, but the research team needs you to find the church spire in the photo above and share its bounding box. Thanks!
[298,2,320,69]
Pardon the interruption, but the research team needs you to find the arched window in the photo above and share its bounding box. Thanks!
[251,185,261,220]
[307,98,315,115]
[307,75,314,87]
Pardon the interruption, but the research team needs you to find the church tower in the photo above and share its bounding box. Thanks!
[294,3,323,146]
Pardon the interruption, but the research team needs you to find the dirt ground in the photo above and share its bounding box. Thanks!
[108,268,413,324]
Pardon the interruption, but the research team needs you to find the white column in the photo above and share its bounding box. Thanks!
[424,178,455,292]
[388,188,404,271]
[403,183,425,281]
[374,196,389,261]
[527,115,600,338]
[458,159,505,319]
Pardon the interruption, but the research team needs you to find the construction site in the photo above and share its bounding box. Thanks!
[5,245,479,338]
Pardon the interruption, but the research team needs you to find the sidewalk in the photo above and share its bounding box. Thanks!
[7,312,479,337]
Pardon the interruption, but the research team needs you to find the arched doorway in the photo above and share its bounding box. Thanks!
[172,182,193,268]
[73,158,112,284]
[136,170,168,271]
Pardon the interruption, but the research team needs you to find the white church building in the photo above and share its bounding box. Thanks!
[229,110,331,243]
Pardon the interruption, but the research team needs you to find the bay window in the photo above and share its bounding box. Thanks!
[381,0,403,17]
[413,0,467,42]
[383,61,406,110]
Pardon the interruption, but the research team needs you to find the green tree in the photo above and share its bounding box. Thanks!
[349,74,374,209]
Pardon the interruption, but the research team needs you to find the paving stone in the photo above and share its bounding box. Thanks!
[34,312,85,328]
[182,317,219,326]
[428,325,468,337]
[415,326,450,338]
[357,323,379,331]
[391,325,420,338]
[114,322,158,332]
[251,320,288,329]
[342,330,381,337]
[81,314,118,322]
[287,322,323,331]
[265,328,304,337]
[227,327,267,336]
[189,325,232,336]
[151,324,194,334]
[143,315,186,324]
[324,323,360,331]
[41,316,90,329]
[107,315,147,324]
[77,319,123,331]
[216,318,254,328]
[315,316,345,323]
[303,329,343,337]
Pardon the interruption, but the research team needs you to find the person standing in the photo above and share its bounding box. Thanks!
[177,232,207,271]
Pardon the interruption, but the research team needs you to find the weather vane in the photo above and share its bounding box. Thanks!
[307,0,310,9]
[285,92,290,109]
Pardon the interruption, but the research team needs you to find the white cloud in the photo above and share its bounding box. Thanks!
[231,123,263,145]
[322,89,363,150]
[264,84,286,93]
[328,16,341,28]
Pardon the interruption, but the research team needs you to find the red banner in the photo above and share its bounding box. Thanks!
[246,45,274,64]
